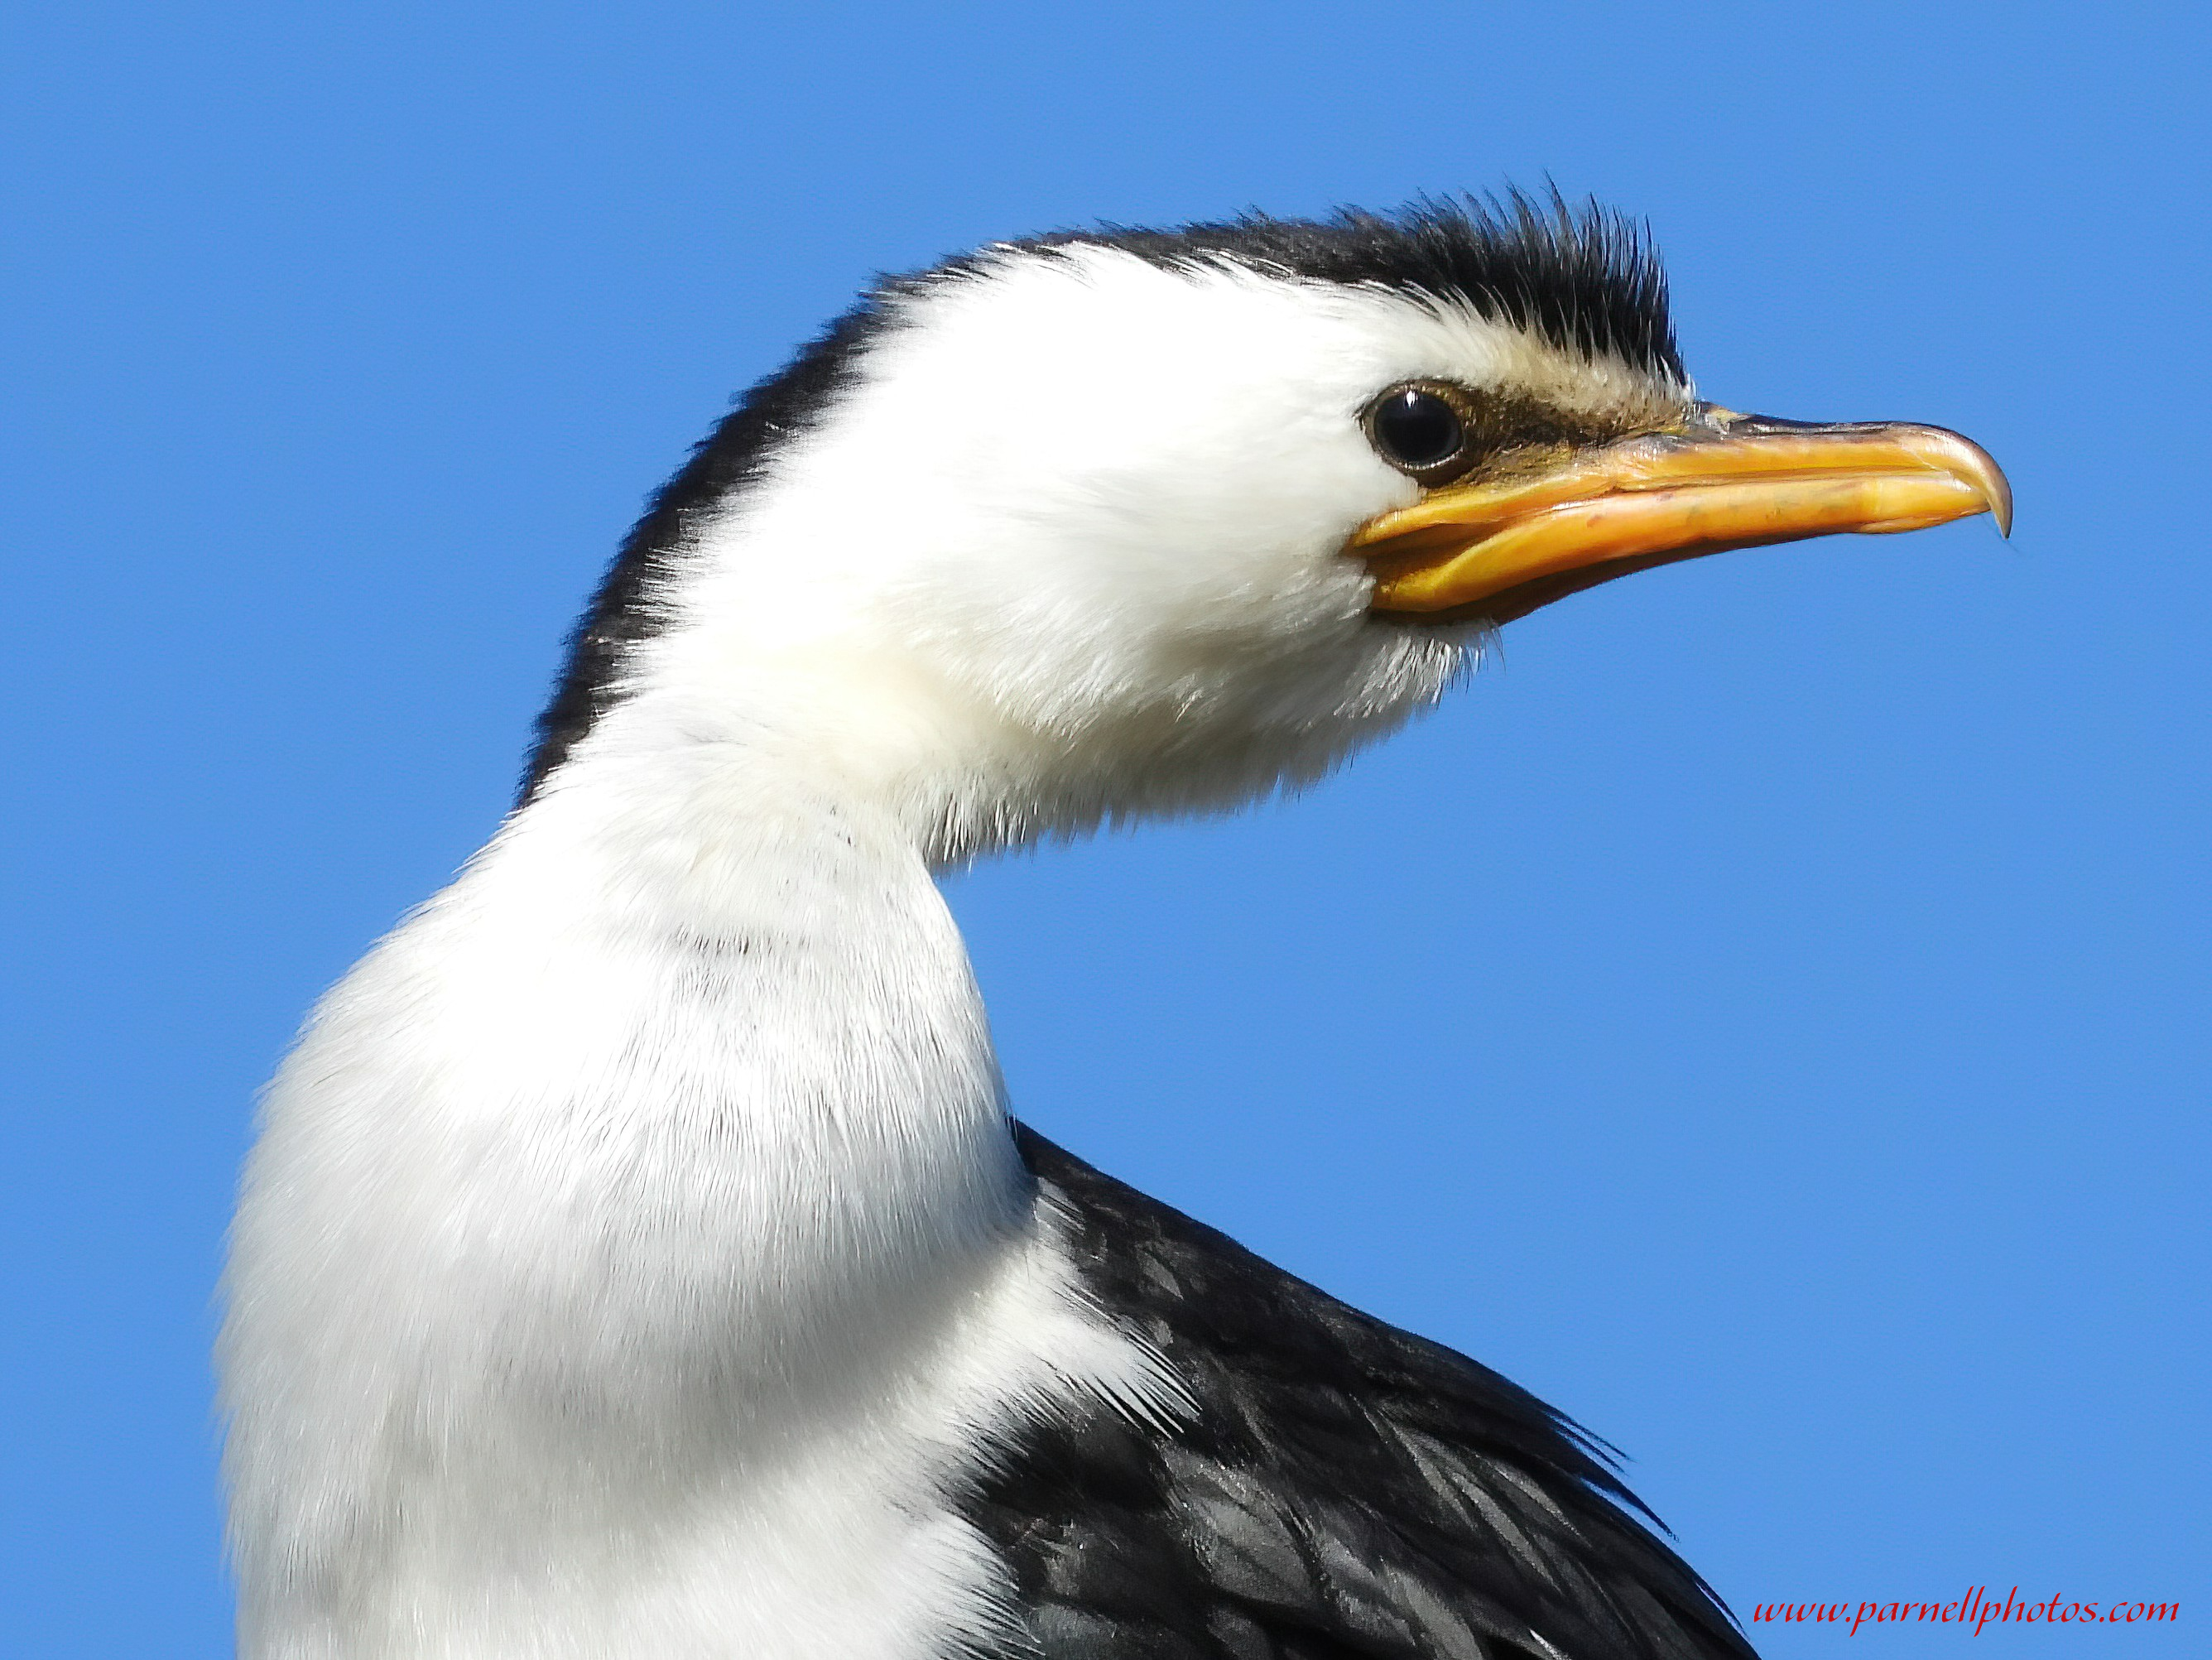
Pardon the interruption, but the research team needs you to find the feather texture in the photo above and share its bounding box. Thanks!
[969,1128,1755,1660]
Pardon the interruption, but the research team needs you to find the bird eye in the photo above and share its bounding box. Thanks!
[1364,383,1471,480]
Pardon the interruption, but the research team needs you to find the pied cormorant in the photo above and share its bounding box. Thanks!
[219,196,2008,1660]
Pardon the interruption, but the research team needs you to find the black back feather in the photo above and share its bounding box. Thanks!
[969,1125,1757,1660]
[518,193,1678,801]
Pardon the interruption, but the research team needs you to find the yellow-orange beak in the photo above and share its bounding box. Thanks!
[1351,410,2012,623]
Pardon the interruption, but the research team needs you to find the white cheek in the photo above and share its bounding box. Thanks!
[669,253,1550,742]
[856,267,1421,704]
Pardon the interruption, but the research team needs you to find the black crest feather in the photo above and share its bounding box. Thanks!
[519,194,1678,800]
[1014,190,1680,383]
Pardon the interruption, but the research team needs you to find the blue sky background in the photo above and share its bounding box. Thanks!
[3,3,2206,1654]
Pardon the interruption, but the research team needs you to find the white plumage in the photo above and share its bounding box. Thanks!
[220,214,2001,1660]
[226,249,1574,1657]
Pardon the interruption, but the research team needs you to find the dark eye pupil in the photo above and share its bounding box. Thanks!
[1372,388,1464,470]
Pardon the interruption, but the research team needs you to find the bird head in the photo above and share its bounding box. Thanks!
[524,198,2007,859]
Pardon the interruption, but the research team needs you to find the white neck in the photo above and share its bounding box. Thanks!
[221,713,1142,1658]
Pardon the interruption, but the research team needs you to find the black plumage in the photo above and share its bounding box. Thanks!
[521,194,1676,802]
[1034,194,1679,384]
[969,1127,1756,1660]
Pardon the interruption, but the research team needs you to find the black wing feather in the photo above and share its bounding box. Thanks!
[962,1126,1757,1660]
